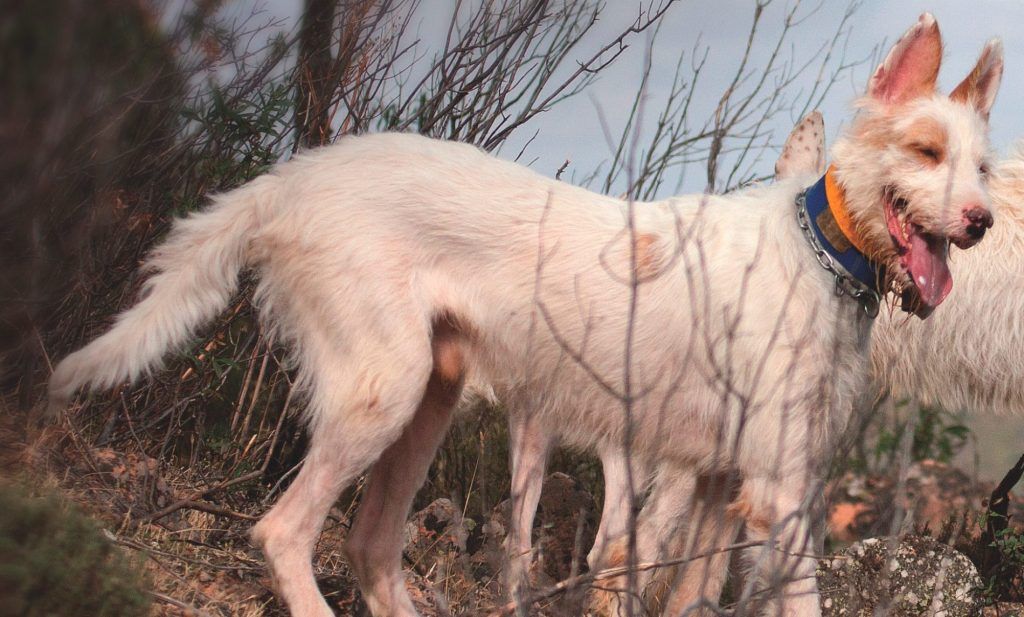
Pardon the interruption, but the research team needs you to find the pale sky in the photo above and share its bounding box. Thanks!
[248,1,1024,196]
[500,0,1024,192]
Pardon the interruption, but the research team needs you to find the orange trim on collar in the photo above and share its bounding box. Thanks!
[824,165,868,255]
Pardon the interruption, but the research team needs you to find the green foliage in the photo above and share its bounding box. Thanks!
[991,526,1024,570]
[838,401,973,476]
[972,510,1024,604]
[873,403,971,466]
[181,81,295,196]
[0,485,150,617]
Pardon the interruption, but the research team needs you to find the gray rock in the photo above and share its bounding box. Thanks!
[404,498,468,573]
[817,535,983,616]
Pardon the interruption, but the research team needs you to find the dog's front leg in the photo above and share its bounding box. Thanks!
[736,476,822,617]
[505,412,554,607]
[648,472,739,617]
[590,468,733,617]
[587,445,647,570]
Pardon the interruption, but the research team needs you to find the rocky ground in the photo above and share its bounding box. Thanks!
[3,408,1024,616]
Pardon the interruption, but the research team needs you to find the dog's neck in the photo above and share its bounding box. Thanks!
[822,166,868,255]
[799,167,885,313]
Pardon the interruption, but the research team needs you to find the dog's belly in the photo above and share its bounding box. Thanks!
[474,252,874,479]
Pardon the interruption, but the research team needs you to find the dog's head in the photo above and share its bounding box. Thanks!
[832,13,1003,318]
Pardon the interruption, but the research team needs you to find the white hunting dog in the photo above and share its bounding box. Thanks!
[552,112,1024,616]
[504,111,834,614]
[513,30,1010,617]
[47,13,1002,617]
[600,132,1024,616]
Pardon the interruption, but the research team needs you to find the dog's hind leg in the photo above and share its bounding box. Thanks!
[251,321,436,617]
[344,321,468,617]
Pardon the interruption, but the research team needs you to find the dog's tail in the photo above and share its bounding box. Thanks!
[46,175,278,416]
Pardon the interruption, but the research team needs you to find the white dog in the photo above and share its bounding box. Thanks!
[47,13,1001,617]
[505,109,829,569]
[523,33,1011,617]
[504,111,832,612]
[575,116,1024,616]
[584,139,1024,616]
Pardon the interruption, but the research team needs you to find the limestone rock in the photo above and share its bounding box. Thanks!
[818,535,983,616]
[404,497,469,574]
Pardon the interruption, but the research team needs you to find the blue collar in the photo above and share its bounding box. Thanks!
[800,173,885,294]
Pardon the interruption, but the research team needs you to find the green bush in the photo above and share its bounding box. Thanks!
[837,400,972,476]
[0,485,150,617]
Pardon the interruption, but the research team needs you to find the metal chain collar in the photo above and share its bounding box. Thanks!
[795,190,881,318]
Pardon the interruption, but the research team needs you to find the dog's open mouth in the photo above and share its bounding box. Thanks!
[883,187,951,318]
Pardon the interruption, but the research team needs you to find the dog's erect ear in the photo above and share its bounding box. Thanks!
[951,39,1004,120]
[868,13,942,105]
[775,111,825,180]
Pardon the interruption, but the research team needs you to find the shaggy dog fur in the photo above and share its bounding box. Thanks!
[560,46,1015,617]
[504,112,830,587]
[503,112,833,611]
[575,128,1024,617]
[47,14,1001,617]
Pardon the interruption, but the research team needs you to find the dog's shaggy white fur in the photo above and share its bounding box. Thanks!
[504,111,834,612]
[504,112,831,591]
[573,129,1024,617]
[47,14,1001,617]
[658,143,1024,616]
[871,150,1024,413]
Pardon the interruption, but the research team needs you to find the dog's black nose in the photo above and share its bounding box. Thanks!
[964,206,993,239]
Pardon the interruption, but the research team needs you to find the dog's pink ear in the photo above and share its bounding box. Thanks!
[775,111,825,180]
[868,13,942,104]
[951,39,1004,120]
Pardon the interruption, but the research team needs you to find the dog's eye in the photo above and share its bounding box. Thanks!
[979,162,991,177]
[915,146,941,162]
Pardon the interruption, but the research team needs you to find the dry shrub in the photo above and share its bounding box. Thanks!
[0,483,150,617]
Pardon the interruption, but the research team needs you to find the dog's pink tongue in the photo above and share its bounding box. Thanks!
[908,232,952,309]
